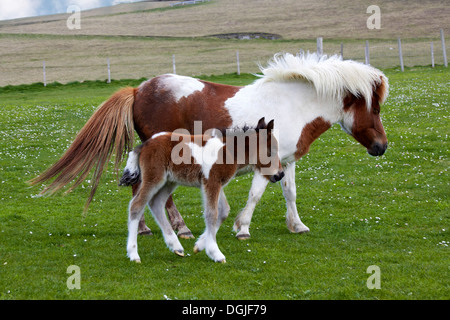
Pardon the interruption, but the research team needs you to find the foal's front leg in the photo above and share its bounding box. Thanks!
[281,162,310,233]
[194,185,226,263]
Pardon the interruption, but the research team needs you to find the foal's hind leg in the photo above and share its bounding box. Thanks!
[128,182,164,263]
[149,183,184,256]
[137,186,193,239]
[133,182,153,236]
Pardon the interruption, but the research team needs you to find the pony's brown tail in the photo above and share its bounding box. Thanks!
[29,87,137,212]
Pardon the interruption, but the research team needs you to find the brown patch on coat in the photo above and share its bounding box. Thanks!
[295,117,331,160]
[133,77,240,141]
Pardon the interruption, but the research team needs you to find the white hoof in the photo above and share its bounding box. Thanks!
[174,250,185,257]
[288,221,310,234]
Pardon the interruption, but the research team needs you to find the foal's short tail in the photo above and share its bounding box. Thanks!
[29,87,136,212]
[119,149,141,187]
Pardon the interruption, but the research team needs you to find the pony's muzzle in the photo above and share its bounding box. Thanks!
[270,170,285,183]
[368,141,388,156]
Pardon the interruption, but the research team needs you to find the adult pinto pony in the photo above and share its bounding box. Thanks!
[30,52,389,240]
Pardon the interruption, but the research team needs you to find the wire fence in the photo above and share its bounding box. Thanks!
[0,30,447,87]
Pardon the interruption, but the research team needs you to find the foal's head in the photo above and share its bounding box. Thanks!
[253,117,284,183]
[339,80,389,156]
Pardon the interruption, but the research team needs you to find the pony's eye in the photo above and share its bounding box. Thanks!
[373,108,380,115]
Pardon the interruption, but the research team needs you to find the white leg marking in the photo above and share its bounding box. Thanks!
[127,217,141,262]
[233,171,269,239]
[194,188,226,263]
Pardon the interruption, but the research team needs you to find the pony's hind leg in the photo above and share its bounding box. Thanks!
[149,182,184,256]
[166,196,194,239]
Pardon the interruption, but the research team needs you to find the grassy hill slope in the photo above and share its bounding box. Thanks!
[0,0,448,86]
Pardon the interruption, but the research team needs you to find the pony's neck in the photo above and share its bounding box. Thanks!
[251,79,345,125]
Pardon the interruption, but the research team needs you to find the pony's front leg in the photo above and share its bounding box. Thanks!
[233,171,269,240]
[281,162,310,233]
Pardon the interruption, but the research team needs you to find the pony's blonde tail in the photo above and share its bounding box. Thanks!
[29,87,136,212]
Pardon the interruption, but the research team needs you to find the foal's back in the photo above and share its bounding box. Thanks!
[138,132,229,187]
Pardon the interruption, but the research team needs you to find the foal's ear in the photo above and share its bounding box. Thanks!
[267,119,274,132]
[256,117,266,130]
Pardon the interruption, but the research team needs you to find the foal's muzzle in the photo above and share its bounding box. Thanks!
[270,171,285,183]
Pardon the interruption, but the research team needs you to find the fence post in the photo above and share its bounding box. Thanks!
[365,40,370,65]
[440,29,448,67]
[398,37,404,72]
[172,54,176,74]
[317,37,323,55]
[340,43,344,59]
[43,60,46,87]
[107,58,111,83]
[236,50,240,75]
[431,41,435,68]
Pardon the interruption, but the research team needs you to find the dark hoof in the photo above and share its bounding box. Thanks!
[138,230,153,236]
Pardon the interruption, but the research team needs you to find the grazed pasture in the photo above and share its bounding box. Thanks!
[0,67,448,299]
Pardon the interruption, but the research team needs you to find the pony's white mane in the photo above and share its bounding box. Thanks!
[257,52,389,108]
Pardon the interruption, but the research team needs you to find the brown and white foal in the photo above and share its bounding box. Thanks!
[120,117,283,263]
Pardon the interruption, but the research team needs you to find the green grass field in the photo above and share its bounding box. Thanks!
[0,67,448,300]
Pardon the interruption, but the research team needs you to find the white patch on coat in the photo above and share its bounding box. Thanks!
[339,111,354,135]
[160,74,205,102]
[188,137,224,179]
[151,132,168,139]
[224,80,342,163]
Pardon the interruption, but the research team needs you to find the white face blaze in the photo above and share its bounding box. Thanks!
[160,74,205,102]
[187,137,224,180]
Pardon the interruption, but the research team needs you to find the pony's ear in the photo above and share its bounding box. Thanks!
[256,117,266,130]
[267,119,274,132]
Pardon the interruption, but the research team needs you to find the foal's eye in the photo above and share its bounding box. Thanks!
[373,108,380,115]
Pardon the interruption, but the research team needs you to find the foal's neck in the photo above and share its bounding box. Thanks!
[221,131,261,168]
